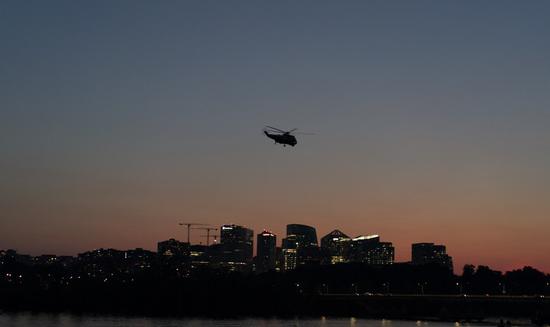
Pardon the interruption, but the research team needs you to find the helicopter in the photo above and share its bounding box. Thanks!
[263,125,312,147]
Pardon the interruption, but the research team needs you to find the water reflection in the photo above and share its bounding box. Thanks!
[0,313,529,327]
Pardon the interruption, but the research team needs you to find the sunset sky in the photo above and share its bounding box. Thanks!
[1,1,549,273]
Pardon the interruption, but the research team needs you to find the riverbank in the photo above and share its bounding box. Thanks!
[2,293,549,324]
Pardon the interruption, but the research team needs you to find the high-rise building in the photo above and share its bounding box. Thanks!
[220,224,254,268]
[320,229,351,264]
[412,243,453,270]
[282,224,320,269]
[281,235,298,271]
[348,235,394,265]
[287,224,318,247]
[282,248,297,271]
[157,238,190,257]
[256,230,277,273]
[275,246,283,271]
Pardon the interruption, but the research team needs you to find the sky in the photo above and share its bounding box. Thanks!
[1,1,549,273]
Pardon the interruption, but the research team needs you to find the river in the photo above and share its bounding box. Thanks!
[0,313,537,327]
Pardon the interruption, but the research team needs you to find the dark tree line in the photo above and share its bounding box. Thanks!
[461,264,549,295]
[1,252,549,316]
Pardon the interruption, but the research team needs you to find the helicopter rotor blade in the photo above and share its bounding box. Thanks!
[265,125,286,133]
[287,128,298,133]
[262,128,277,135]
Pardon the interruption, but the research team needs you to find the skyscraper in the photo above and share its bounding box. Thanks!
[348,235,394,265]
[282,224,320,269]
[256,230,277,273]
[282,247,297,271]
[320,229,351,264]
[220,224,254,269]
[412,243,453,271]
[286,224,318,247]
[281,235,298,271]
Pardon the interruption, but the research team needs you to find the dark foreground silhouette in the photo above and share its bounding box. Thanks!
[1,257,549,322]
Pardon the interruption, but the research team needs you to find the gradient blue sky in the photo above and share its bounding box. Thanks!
[1,1,549,272]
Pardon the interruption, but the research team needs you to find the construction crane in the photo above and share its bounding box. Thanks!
[193,227,218,246]
[178,222,208,244]
[198,234,220,246]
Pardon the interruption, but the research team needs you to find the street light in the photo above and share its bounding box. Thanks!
[418,282,427,295]
[295,282,303,294]
[320,283,328,295]
[351,283,358,295]
[382,282,390,294]
[456,282,463,294]
[498,282,506,295]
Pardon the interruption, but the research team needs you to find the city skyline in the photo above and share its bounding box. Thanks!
[1,217,548,273]
[1,220,544,274]
[0,221,448,274]
[2,1,550,274]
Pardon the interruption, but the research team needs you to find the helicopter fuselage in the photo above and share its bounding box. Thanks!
[264,131,297,146]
